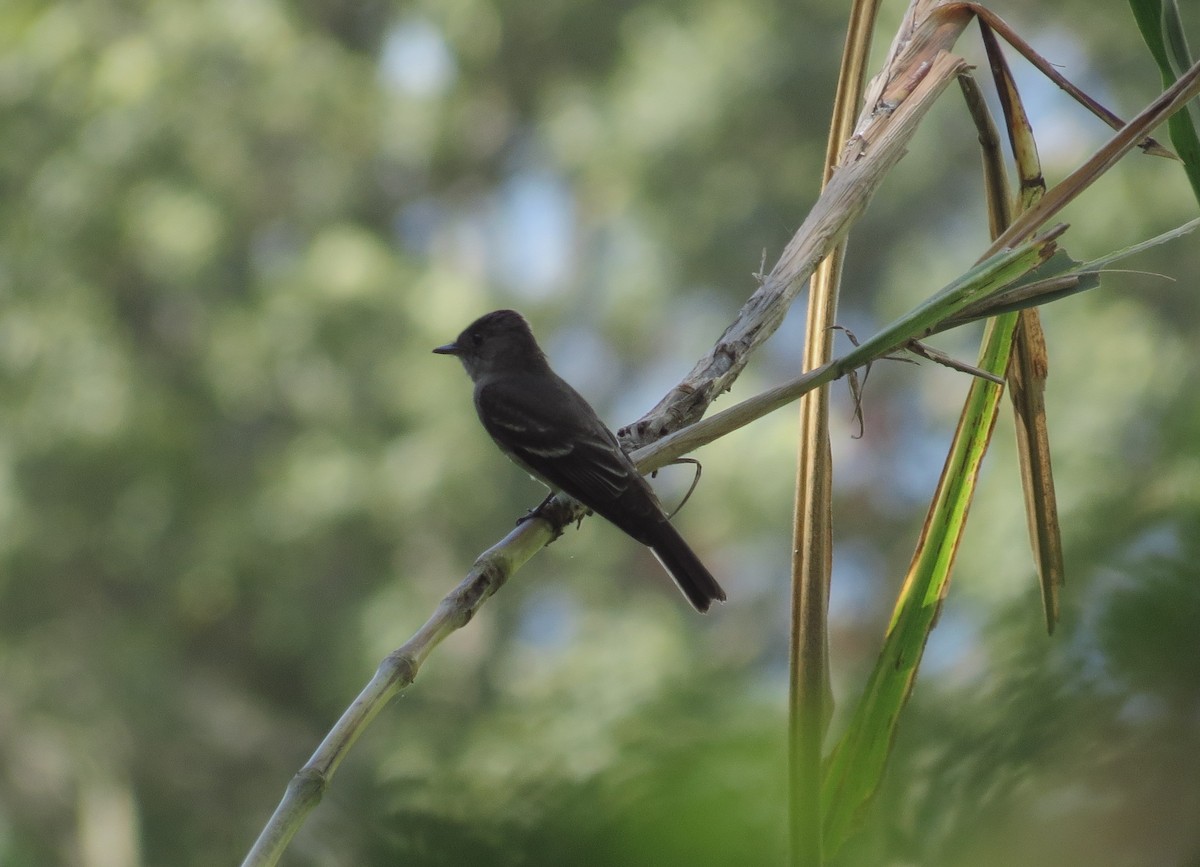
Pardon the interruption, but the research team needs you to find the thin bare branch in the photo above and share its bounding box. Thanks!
[951,2,1173,157]
[905,339,1006,383]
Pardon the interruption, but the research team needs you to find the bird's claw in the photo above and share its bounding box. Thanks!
[516,492,558,527]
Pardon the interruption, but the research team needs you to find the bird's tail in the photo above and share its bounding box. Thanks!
[647,520,727,613]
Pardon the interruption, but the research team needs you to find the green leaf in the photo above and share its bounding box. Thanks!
[818,213,1200,853]
[1130,0,1200,204]
[821,310,1020,854]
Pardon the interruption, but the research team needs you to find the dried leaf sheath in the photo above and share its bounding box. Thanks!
[1007,312,1065,632]
[980,20,1066,634]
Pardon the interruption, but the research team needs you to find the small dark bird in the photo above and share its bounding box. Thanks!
[434,309,726,612]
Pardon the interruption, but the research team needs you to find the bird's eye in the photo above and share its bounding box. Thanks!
[469,330,482,344]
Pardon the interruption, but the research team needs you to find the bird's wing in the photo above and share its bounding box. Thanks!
[474,376,644,507]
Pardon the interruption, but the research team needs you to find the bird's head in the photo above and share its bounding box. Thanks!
[433,309,546,380]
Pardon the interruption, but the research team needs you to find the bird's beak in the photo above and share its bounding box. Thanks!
[432,342,461,356]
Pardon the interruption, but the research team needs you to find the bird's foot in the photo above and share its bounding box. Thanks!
[516,492,558,527]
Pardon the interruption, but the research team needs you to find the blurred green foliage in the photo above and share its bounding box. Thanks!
[0,0,1197,865]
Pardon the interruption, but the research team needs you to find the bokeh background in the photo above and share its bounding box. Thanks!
[2,0,1198,864]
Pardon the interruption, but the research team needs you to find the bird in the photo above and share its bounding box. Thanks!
[433,309,726,612]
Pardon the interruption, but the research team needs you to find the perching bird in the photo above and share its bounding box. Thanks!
[434,309,726,612]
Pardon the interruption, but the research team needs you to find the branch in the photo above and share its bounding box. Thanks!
[620,50,972,448]
[240,501,568,866]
